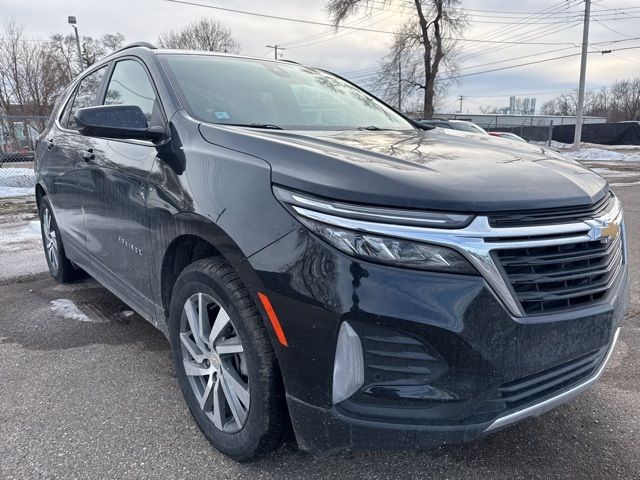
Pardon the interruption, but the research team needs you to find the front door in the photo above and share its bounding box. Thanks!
[77,58,166,311]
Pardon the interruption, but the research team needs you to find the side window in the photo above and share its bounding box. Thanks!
[58,87,77,129]
[63,66,107,130]
[104,60,163,128]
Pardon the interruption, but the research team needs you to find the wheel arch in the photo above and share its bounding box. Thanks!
[157,212,257,321]
[35,183,46,208]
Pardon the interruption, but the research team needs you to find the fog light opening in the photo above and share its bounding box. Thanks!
[332,321,364,404]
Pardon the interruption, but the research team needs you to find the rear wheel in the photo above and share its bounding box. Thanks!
[39,195,82,283]
[168,257,286,461]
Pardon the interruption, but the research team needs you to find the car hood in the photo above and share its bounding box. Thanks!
[198,124,608,212]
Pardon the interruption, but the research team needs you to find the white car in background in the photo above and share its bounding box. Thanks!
[448,119,489,135]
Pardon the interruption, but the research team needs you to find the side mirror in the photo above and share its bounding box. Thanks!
[74,105,165,142]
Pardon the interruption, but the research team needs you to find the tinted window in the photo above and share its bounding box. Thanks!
[64,66,107,130]
[161,55,412,130]
[104,60,162,127]
[58,87,76,129]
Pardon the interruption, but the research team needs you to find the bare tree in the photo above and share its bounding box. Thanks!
[157,19,240,53]
[325,0,467,117]
[540,83,640,122]
[48,32,125,81]
[0,22,63,120]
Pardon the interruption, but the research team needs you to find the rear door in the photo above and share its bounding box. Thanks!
[77,57,166,312]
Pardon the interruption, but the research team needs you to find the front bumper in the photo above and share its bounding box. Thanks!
[287,325,623,457]
[243,224,629,456]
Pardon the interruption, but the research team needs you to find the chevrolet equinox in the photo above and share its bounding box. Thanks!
[35,43,629,461]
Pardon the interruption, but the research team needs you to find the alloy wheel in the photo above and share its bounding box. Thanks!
[180,292,250,433]
[42,207,59,272]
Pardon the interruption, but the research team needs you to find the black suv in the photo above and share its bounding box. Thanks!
[35,44,628,461]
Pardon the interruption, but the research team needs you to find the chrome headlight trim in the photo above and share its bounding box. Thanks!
[286,195,623,318]
[274,186,474,228]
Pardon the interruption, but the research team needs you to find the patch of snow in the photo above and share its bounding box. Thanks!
[0,168,35,197]
[530,140,568,150]
[565,148,640,162]
[0,219,42,253]
[610,179,640,187]
[50,299,97,323]
[580,142,640,151]
[590,168,640,177]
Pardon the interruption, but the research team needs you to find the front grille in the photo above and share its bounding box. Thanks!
[498,347,606,410]
[495,236,623,315]
[488,192,614,228]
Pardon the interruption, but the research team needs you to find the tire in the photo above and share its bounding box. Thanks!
[38,195,82,283]
[168,257,286,461]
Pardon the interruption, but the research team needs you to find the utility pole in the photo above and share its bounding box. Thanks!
[265,44,285,60]
[67,16,83,72]
[573,0,591,151]
[458,95,465,114]
[397,63,402,112]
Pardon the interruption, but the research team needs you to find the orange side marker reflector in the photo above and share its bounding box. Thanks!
[257,292,288,347]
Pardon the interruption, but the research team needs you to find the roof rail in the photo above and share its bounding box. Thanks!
[279,59,300,65]
[108,42,157,57]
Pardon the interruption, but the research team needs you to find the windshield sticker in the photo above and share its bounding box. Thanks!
[215,111,230,119]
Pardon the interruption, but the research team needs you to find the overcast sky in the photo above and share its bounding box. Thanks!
[2,0,638,114]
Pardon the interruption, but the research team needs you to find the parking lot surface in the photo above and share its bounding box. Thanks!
[0,180,639,479]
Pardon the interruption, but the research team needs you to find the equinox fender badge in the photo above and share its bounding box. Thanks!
[117,236,143,257]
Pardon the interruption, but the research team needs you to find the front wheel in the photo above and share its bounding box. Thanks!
[168,257,286,461]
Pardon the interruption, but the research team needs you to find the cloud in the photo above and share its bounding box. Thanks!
[1,0,637,113]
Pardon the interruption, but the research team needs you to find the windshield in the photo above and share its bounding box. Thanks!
[160,54,413,130]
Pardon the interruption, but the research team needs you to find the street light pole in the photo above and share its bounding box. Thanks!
[573,0,591,150]
[68,16,83,72]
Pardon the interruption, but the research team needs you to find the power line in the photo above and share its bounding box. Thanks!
[279,9,388,48]
[164,0,579,46]
[456,0,582,59]
[458,1,584,61]
[449,44,640,80]
[593,18,636,38]
[451,53,585,80]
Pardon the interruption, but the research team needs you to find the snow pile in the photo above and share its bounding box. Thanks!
[0,220,41,253]
[0,168,35,197]
[50,299,97,323]
[565,148,640,162]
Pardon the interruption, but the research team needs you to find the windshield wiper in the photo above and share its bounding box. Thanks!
[225,123,284,130]
[356,126,388,131]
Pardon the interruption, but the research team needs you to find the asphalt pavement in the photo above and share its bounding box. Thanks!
[0,178,639,479]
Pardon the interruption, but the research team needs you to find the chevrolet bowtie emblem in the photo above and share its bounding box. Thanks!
[585,218,620,241]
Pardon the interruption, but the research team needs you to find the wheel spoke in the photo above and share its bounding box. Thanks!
[197,293,211,346]
[220,374,246,428]
[212,377,224,430]
[183,359,210,377]
[184,297,207,350]
[216,336,244,355]
[198,375,215,410]
[221,362,250,409]
[209,307,230,345]
[180,332,206,363]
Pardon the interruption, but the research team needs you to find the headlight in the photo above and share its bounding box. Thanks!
[301,217,477,274]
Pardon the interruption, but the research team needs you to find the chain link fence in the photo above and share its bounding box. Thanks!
[0,115,47,198]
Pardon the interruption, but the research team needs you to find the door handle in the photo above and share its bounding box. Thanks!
[81,148,95,162]
[46,139,54,150]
